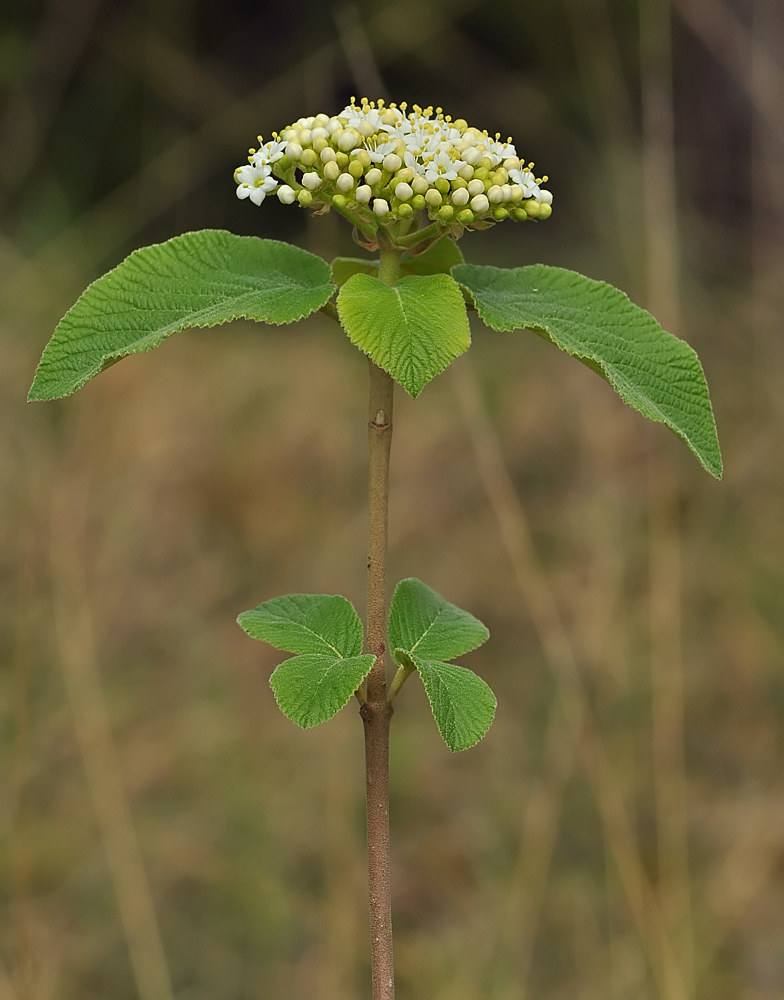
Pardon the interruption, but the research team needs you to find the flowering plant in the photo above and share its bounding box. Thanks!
[29,99,721,1000]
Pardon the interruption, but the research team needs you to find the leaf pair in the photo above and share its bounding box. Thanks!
[237,579,495,752]
[28,228,721,477]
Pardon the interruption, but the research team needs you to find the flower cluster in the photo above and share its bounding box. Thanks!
[235,99,552,244]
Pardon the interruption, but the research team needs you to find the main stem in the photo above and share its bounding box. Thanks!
[361,247,401,1000]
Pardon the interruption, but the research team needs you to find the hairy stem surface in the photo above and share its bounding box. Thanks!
[361,247,401,1000]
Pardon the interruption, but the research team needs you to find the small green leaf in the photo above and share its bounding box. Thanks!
[337,272,470,397]
[330,238,464,289]
[269,653,374,729]
[29,231,334,401]
[454,263,722,478]
[388,578,489,661]
[399,237,464,276]
[410,654,496,751]
[237,594,363,658]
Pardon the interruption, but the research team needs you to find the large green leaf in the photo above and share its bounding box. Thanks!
[29,231,334,401]
[269,653,374,729]
[237,593,364,657]
[454,263,722,478]
[330,238,464,288]
[337,272,470,397]
[238,593,373,729]
[410,654,496,752]
[388,578,488,662]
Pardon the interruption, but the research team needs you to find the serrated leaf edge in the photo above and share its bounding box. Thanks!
[410,652,497,752]
[269,653,375,729]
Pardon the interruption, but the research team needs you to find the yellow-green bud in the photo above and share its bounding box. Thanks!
[511,207,528,221]
[366,167,382,186]
[382,153,402,172]
[437,205,455,221]
[323,160,340,181]
[338,130,358,151]
[336,151,349,167]
[411,194,426,211]
[478,156,493,170]
[492,206,509,220]
[332,194,347,209]
[453,118,468,131]
[523,198,540,217]
[467,179,484,197]
[473,167,489,181]
[277,155,292,171]
[354,149,372,169]
[458,209,475,225]
[425,188,442,207]
[394,181,413,201]
[320,146,337,163]
[451,176,468,190]
[313,137,328,154]
[492,168,508,185]
[300,148,318,167]
[298,190,314,206]
[348,160,365,178]
[337,172,354,192]
[395,167,415,184]
[509,185,524,202]
[435,178,451,195]
[538,203,552,219]
[451,187,470,206]
[397,202,414,219]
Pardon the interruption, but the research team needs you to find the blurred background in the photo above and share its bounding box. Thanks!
[1,0,783,997]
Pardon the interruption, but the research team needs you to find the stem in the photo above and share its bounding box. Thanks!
[361,247,401,1000]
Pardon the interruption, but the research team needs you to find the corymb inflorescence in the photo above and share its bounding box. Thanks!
[234,98,552,245]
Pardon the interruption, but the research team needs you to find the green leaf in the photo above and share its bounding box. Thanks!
[269,653,374,729]
[410,654,496,751]
[330,238,464,289]
[29,231,334,401]
[388,578,489,662]
[238,594,373,729]
[337,272,471,397]
[453,263,722,478]
[237,594,363,658]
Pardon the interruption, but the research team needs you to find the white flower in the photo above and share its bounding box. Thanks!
[235,163,279,205]
[509,167,542,200]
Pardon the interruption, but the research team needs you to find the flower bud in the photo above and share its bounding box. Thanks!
[332,194,347,209]
[337,172,354,192]
[425,188,442,207]
[353,149,372,169]
[523,198,540,217]
[373,198,390,217]
[285,142,302,160]
[458,209,475,225]
[323,160,340,181]
[348,159,365,178]
[538,189,553,205]
[338,130,358,151]
[470,194,489,214]
[487,185,504,204]
[435,178,451,195]
[336,152,349,167]
[397,203,414,219]
[511,207,528,221]
[298,190,314,206]
[437,205,455,221]
[458,163,474,180]
[302,171,322,190]
[467,179,485,197]
[382,153,402,172]
[510,185,524,202]
[451,187,469,206]
[355,185,372,203]
[473,167,489,181]
[538,203,552,219]
[394,182,413,201]
[277,185,296,204]
[395,167,415,184]
[365,168,382,186]
[501,184,513,202]
[492,206,509,220]
[411,195,426,211]
[411,175,429,195]
[503,157,521,171]
[310,127,328,141]
[320,146,337,163]
[300,148,318,167]
[299,129,312,147]
[326,118,342,134]
[463,147,482,165]
[358,120,375,137]
[312,137,328,154]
